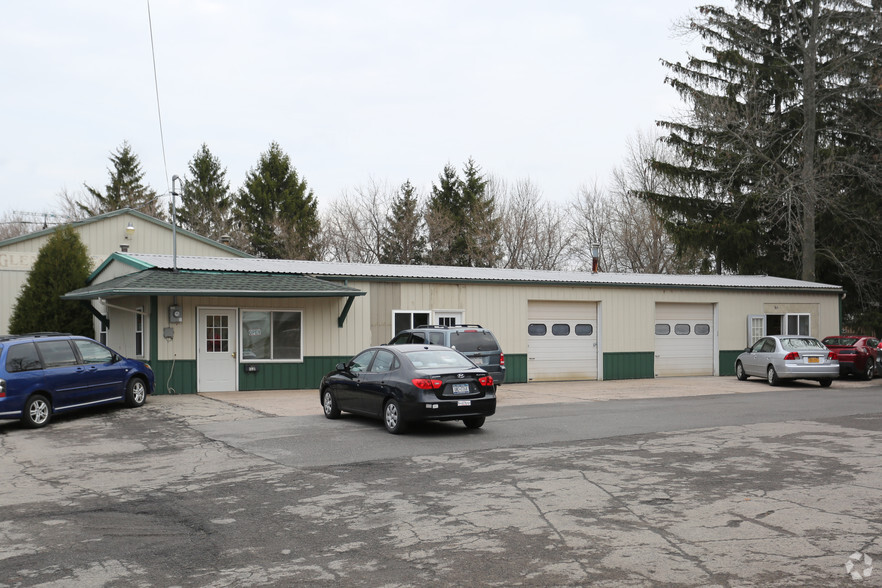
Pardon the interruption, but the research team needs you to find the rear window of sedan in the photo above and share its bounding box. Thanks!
[780,338,825,351]
[823,337,859,346]
[405,350,476,369]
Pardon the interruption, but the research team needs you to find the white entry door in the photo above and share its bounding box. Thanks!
[198,308,238,392]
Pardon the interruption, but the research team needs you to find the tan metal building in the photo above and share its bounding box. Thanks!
[0,209,249,334]
[63,253,843,393]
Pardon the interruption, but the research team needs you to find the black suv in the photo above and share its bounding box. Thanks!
[389,324,505,385]
[0,333,154,428]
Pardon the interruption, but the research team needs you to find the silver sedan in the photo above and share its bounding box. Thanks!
[735,335,839,387]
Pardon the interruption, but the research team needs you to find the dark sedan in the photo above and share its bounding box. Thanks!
[319,344,496,434]
[821,335,879,380]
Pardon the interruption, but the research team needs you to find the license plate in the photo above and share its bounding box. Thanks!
[471,356,486,365]
[452,383,470,394]
[458,400,471,407]
[807,357,819,363]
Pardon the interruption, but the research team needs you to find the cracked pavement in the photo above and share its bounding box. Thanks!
[1,383,881,587]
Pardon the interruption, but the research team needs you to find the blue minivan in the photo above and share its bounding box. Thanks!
[0,333,154,428]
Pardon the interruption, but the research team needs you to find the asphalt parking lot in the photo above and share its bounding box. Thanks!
[1,376,881,586]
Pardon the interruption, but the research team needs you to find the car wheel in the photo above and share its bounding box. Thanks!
[463,416,485,430]
[21,395,51,428]
[767,365,780,386]
[735,362,749,381]
[383,399,406,434]
[125,377,147,407]
[322,389,340,419]
[819,378,833,388]
[863,360,874,381]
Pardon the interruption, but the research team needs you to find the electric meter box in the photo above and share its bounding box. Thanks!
[168,305,183,323]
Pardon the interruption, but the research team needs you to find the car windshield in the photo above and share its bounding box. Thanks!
[405,349,476,369]
[449,331,496,352]
[780,337,825,351]
[823,337,859,346]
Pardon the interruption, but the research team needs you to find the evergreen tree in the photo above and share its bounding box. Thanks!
[81,141,163,218]
[9,226,93,336]
[233,142,320,259]
[175,144,232,240]
[641,0,882,323]
[379,180,426,264]
[426,159,499,267]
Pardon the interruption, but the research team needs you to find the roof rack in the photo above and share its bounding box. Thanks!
[0,332,70,342]
[413,324,484,329]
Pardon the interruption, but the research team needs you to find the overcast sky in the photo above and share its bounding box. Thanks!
[1,1,720,220]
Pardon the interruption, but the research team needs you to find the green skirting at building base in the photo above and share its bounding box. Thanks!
[148,350,742,395]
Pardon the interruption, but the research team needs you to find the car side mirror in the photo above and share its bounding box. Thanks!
[336,362,347,372]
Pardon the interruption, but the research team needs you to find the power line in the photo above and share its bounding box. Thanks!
[147,0,171,197]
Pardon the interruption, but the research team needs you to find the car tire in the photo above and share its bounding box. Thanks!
[125,377,147,408]
[463,416,485,430]
[383,399,406,434]
[735,362,749,381]
[322,389,340,419]
[21,395,51,428]
[819,378,833,388]
[767,365,780,386]
[863,361,874,381]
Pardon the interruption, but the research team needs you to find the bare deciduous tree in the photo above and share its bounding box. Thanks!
[321,179,392,263]
[493,177,571,271]
[571,132,698,274]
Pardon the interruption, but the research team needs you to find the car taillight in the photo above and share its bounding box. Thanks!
[499,352,505,366]
[479,375,494,387]
[0,378,5,398]
[412,378,443,390]
[783,352,800,360]
[828,351,838,360]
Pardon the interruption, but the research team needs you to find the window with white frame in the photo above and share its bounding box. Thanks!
[786,313,810,336]
[134,307,144,357]
[241,310,302,361]
[393,311,430,336]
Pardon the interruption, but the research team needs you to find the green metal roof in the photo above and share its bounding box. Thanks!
[62,269,366,299]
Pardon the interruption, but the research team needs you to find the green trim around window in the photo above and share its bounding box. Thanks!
[603,352,655,380]
[719,350,742,377]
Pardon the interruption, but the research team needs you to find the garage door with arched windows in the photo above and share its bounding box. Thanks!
[527,301,598,381]
[654,303,715,377]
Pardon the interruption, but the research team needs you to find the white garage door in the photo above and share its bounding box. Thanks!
[527,301,598,381]
[654,303,714,377]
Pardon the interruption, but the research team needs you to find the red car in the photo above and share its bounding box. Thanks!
[821,336,879,380]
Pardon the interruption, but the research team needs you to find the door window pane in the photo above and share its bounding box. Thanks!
[655,324,671,336]
[575,324,593,336]
[551,324,570,336]
[528,324,547,336]
[36,341,78,368]
[74,340,113,364]
[694,324,710,336]
[206,314,230,353]
[674,324,691,335]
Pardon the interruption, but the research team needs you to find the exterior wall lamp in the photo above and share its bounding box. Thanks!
[125,222,135,239]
